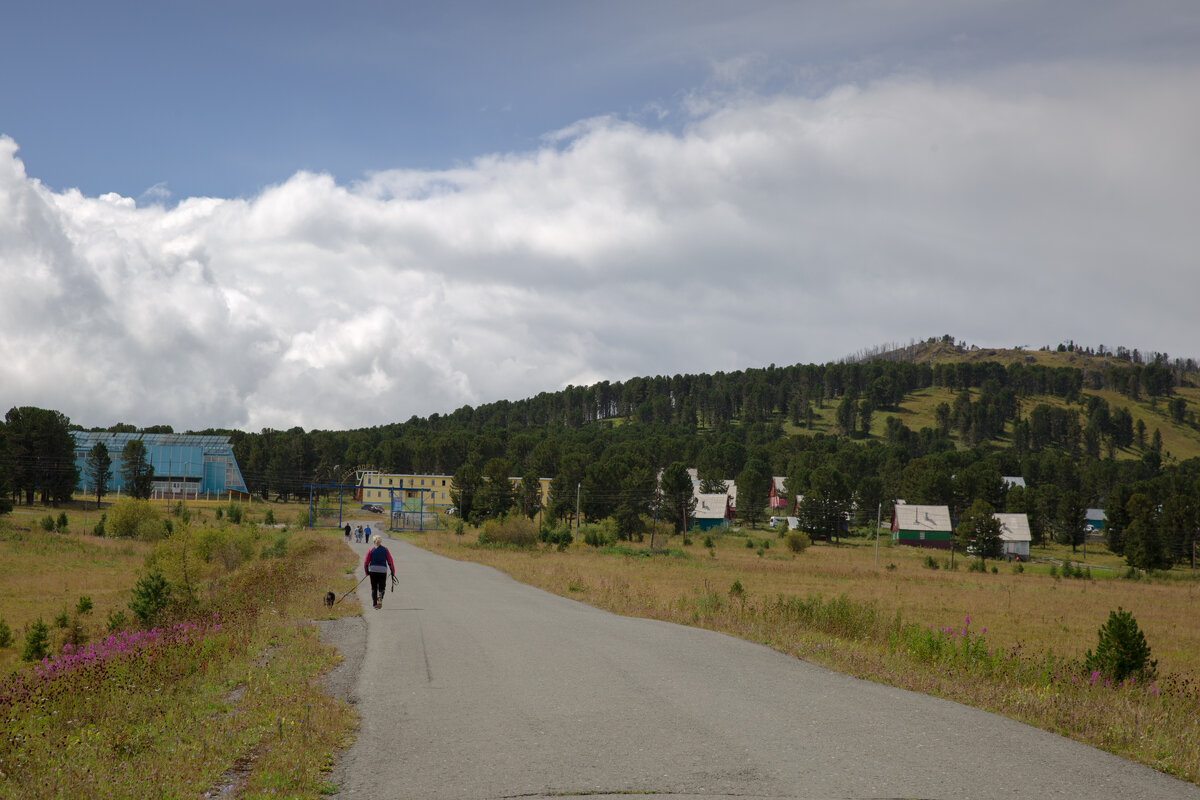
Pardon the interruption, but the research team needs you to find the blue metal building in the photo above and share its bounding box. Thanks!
[73,432,248,499]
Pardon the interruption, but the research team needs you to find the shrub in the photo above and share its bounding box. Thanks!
[745,537,754,549]
[1084,606,1157,684]
[261,532,288,559]
[56,512,69,531]
[194,525,257,570]
[0,619,11,648]
[76,596,94,615]
[41,515,56,532]
[1012,562,1025,574]
[93,515,106,537]
[107,609,128,633]
[703,535,714,549]
[53,610,70,629]
[108,498,165,540]
[264,509,276,525]
[923,554,940,570]
[729,580,745,599]
[785,531,810,553]
[540,524,573,548]
[478,515,539,547]
[130,570,172,625]
[21,618,50,661]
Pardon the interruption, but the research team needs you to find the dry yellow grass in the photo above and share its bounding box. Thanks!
[410,528,1200,677]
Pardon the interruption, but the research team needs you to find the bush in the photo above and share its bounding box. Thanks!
[261,532,288,559]
[225,502,244,524]
[968,560,987,573]
[745,537,754,549]
[76,596,94,615]
[56,512,69,532]
[264,509,276,525]
[703,535,714,549]
[580,521,616,548]
[107,609,127,633]
[21,618,50,662]
[108,498,166,540]
[0,619,11,648]
[1084,606,1157,684]
[130,570,172,625]
[540,524,573,548]
[93,515,106,537]
[53,610,69,629]
[40,515,55,532]
[477,515,539,547]
[785,531,811,553]
[923,554,940,570]
[194,525,258,570]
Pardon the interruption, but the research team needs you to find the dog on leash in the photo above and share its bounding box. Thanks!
[324,591,336,608]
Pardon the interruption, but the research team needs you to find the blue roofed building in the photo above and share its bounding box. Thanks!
[72,432,248,499]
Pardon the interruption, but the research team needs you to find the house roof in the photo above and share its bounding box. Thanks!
[694,493,729,520]
[893,504,952,532]
[1002,476,1026,488]
[772,476,787,493]
[994,513,1032,543]
[1086,508,1107,521]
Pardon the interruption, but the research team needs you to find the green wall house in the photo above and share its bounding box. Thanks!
[891,503,953,549]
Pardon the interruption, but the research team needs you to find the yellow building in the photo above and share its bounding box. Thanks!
[360,472,552,513]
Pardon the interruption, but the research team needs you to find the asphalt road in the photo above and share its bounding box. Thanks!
[327,533,1200,800]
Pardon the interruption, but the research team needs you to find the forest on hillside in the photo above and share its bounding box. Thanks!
[4,339,1199,571]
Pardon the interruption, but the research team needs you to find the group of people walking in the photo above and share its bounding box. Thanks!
[343,523,372,543]
[341,521,396,610]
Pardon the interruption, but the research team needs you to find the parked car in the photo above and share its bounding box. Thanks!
[361,504,383,513]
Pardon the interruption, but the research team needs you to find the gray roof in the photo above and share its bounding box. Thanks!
[994,513,1032,543]
[893,504,952,532]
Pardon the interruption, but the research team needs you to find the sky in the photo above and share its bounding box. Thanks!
[2,1,1199,432]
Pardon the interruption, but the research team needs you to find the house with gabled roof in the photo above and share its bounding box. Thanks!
[692,490,732,531]
[891,502,953,549]
[994,512,1031,561]
[767,476,789,509]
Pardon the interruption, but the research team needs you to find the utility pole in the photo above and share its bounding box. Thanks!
[874,501,882,566]
[575,482,581,541]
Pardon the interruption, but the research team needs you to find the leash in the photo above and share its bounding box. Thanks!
[336,574,369,604]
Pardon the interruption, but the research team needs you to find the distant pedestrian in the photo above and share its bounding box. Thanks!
[365,524,372,541]
[364,535,396,610]
[344,523,351,542]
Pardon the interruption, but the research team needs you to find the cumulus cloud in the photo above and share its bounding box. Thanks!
[2,64,1198,431]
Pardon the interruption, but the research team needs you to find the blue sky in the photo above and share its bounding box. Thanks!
[2,2,1199,431]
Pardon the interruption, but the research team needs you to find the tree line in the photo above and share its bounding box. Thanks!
[3,344,1197,572]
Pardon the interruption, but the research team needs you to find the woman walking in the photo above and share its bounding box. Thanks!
[364,535,396,610]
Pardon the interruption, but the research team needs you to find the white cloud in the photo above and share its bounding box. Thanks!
[2,62,1198,430]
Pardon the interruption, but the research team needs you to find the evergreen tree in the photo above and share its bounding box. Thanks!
[121,439,155,499]
[798,466,851,543]
[85,441,112,508]
[659,461,696,534]
[735,458,770,526]
[956,499,1003,566]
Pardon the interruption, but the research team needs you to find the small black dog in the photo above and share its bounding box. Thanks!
[324,591,336,608]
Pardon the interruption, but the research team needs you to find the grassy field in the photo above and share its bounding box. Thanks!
[408,522,1200,783]
[0,499,359,799]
